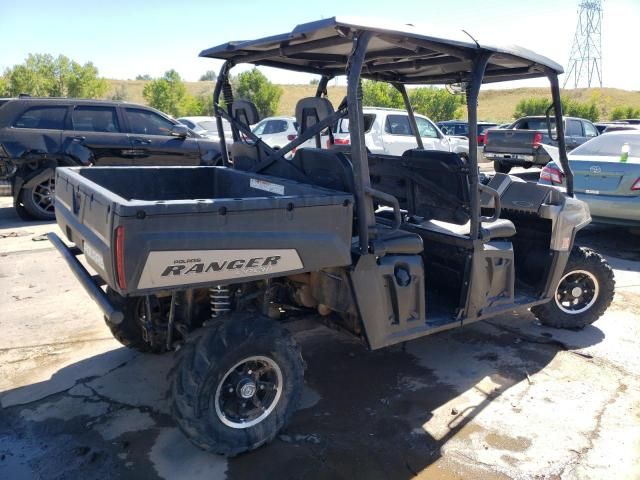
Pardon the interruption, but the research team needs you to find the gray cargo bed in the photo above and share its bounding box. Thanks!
[54,166,354,296]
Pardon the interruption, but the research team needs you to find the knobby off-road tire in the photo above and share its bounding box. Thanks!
[19,171,56,220]
[532,247,614,329]
[493,160,512,174]
[104,288,168,353]
[170,313,304,456]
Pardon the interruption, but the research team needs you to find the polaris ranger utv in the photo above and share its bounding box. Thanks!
[48,18,614,456]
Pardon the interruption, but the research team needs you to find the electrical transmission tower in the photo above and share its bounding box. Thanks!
[564,0,603,88]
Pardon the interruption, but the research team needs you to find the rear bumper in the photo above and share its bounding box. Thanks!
[484,149,550,166]
[575,192,640,225]
[48,232,124,324]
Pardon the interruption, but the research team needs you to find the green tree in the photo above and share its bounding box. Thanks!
[235,68,283,118]
[362,81,464,122]
[142,70,190,116]
[4,53,107,98]
[199,70,217,82]
[514,97,550,118]
[362,80,403,109]
[514,96,599,122]
[409,87,464,122]
[610,106,640,121]
[136,74,152,81]
[0,76,8,96]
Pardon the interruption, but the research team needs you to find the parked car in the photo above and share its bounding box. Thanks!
[594,121,629,134]
[538,131,640,226]
[436,120,498,146]
[251,116,299,149]
[0,98,221,220]
[177,116,233,143]
[332,107,469,158]
[484,115,599,173]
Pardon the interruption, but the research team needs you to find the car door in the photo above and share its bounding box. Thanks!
[8,104,66,164]
[254,119,291,149]
[123,107,201,165]
[62,105,132,166]
[581,120,599,145]
[380,114,417,155]
[415,116,450,152]
[565,119,584,151]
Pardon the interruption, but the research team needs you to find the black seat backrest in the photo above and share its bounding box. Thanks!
[369,149,470,225]
[228,100,262,171]
[291,148,355,194]
[295,97,334,148]
[231,100,260,127]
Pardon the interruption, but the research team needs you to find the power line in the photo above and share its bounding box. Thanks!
[564,0,603,88]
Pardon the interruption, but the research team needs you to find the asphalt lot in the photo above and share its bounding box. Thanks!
[1,182,639,479]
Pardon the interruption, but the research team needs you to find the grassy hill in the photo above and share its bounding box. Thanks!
[105,80,640,123]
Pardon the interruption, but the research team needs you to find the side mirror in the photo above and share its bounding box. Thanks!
[545,104,558,142]
[170,124,189,138]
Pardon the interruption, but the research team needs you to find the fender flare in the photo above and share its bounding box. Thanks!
[14,167,56,204]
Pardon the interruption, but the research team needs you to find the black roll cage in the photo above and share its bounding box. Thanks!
[210,28,573,254]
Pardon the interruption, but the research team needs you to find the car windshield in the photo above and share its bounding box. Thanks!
[197,120,217,131]
[570,133,640,158]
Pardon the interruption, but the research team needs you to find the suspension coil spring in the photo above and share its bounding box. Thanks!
[209,285,231,318]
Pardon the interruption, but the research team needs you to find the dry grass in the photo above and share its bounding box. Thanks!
[105,80,640,122]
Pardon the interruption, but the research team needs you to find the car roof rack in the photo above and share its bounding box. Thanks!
[200,16,563,84]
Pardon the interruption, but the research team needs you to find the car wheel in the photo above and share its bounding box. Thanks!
[19,171,56,220]
[104,288,171,353]
[493,160,512,174]
[531,247,614,329]
[170,313,304,456]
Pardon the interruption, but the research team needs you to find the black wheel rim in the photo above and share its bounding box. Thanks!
[555,269,599,315]
[214,356,283,429]
[31,175,55,215]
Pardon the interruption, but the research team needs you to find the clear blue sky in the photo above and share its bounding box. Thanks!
[1,0,638,90]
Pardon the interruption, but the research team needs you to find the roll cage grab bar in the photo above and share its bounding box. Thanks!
[211,31,573,253]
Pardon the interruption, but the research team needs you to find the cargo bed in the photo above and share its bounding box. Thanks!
[54,166,354,296]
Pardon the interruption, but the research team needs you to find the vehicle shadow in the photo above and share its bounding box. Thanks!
[0,205,54,230]
[0,315,605,479]
[576,224,640,272]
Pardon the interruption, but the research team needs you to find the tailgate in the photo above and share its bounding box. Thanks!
[484,129,537,155]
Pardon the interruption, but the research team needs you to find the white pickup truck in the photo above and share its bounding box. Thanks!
[331,107,469,158]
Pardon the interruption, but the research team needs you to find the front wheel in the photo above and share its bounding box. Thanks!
[532,247,614,329]
[170,313,304,456]
[493,160,512,174]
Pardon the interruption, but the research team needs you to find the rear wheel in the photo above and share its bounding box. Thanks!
[19,171,56,220]
[532,247,614,329]
[170,313,304,456]
[104,288,170,353]
[493,160,512,174]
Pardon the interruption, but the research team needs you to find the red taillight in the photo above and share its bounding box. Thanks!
[287,134,297,141]
[631,178,640,191]
[540,165,564,184]
[115,226,127,290]
[334,138,350,145]
[532,132,543,147]
[478,134,486,145]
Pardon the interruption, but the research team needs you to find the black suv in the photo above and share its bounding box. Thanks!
[0,98,221,220]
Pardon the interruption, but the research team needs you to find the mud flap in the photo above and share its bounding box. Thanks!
[350,253,426,350]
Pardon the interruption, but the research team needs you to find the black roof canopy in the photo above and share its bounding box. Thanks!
[200,17,564,85]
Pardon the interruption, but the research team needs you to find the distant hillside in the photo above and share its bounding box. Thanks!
[104,80,640,122]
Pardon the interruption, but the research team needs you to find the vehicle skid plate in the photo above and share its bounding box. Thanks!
[137,249,303,289]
